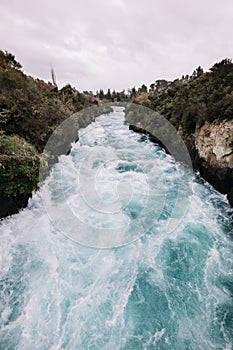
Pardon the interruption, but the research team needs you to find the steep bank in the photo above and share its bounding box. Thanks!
[0,135,40,218]
[0,50,111,218]
[182,120,233,206]
[1,110,233,349]
[128,59,233,207]
[0,104,112,218]
[128,118,233,207]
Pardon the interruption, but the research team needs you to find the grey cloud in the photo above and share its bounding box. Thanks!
[0,0,232,91]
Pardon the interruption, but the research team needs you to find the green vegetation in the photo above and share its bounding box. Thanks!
[0,51,97,152]
[0,50,100,216]
[0,134,40,198]
[96,88,128,102]
[125,59,233,206]
[1,49,233,216]
[128,59,233,134]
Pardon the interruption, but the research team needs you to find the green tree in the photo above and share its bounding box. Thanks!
[130,87,137,98]
[99,89,104,100]
[139,84,147,93]
[106,88,112,100]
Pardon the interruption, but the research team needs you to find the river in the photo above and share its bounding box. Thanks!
[0,107,233,349]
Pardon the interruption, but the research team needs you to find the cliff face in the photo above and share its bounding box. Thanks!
[128,59,233,207]
[128,114,233,207]
[195,120,233,166]
[184,120,233,206]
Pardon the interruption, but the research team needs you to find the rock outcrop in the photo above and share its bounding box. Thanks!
[130,118,233,207]
[182,120,233,206]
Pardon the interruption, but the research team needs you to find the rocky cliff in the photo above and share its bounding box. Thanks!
[128,112,233,207]
[192,120,233,206]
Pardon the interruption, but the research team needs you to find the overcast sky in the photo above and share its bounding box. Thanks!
[1,0,233,92]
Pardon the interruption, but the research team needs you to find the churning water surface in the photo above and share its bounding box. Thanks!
[0,108,233,349]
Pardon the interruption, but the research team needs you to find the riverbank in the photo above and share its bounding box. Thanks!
[0,50,113,218]
[127,59,233,208]
[128,121,233,208]
[0,104,113,219]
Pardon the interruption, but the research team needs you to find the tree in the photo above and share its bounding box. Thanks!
[112,90,117,101]
[120,89,126,100]
[0,50,22,70]
[139,84,147,93]
[99,89,104,100]
[106,88,111,100]
[130,87,137,98]
[150,83,155,91]
[196,66,204,77]
[210,58,233,75]
[50,66,57,87]
[155,80,170,93]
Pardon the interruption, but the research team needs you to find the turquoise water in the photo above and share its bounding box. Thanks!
[0,109,233,349]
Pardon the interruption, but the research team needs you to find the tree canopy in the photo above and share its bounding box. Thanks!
[130,58,233,134]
